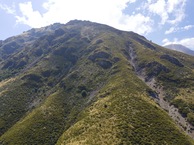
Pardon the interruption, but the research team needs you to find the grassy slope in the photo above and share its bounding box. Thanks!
[0,26,113,144]
[133,38,194,125]
[57,33,194,144]
[56,55,193,145]
[0,22,92,137]
[0,21,194,144]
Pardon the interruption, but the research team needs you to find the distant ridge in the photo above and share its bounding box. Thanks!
[164,44,194,56]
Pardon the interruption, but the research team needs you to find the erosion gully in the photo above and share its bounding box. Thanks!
[128,47,194,139]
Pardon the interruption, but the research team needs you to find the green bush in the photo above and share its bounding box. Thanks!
[81,90,87,97]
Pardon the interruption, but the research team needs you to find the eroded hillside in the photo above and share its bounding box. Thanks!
[0,20,194,145]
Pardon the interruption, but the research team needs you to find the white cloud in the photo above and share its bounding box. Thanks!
[184,25,194,30]
[180,38,194,50]
[0,3,15,14]
[145,0,186,25]
[165,27,176,34]
[0,0,188,37]
[14,0,152,35]
[112,13,153,34]
[165,25,194,34]
[15,2,46,28]
[162,38,194,50]
[148,0,168,24]
[162,38,170,44]
[167,0,186,24]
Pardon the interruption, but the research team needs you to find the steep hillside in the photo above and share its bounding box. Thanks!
[165,44,194,56]
[0,20,194,144]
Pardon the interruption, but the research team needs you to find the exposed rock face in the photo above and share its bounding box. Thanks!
[133,37,156,50]
[137,61,170,81]
[96,59,112,69]
[88,51,111,62]
[88,51,113,69]
[160,54,184,67]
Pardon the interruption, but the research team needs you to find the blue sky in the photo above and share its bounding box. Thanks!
[0,0,194,49]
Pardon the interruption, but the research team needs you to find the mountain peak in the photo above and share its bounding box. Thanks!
[164,44,194,56]
[66,19,90,25]
[0,21,194,144]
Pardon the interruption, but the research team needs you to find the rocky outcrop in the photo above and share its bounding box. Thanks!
[88,51,113,69]
[88,51,111,61]
[160,54,184,67]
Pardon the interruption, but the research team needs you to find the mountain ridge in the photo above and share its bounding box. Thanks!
[0,20,194,144]
[164,44,194,56]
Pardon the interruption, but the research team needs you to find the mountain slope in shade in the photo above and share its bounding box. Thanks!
[0,20,194,144]
[164,44,194,56]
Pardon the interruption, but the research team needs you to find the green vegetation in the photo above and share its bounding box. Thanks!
[57,66,193,144]
[0,20,194,144]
